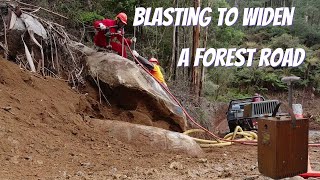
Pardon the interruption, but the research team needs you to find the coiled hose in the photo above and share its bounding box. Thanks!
[184,126,258,147]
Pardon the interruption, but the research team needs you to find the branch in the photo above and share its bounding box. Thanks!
[20,7,40,13]
[22,11,65,28]
[1,15,8,60]
[16,1,68,19]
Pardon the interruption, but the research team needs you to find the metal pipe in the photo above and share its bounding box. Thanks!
[122,27,125,57]
[288,83,292,108]
[281,76,300,109]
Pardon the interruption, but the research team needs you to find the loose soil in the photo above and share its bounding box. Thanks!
[0,59,319,179]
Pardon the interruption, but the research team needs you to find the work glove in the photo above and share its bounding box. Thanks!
[132,50,139,57]
[106,45,112,50]
[99,23,106,30]
[117,30,123,35]
[131,37,137,43]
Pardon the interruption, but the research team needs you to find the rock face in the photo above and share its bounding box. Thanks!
[89,119,203,157]
[74,43,187,132]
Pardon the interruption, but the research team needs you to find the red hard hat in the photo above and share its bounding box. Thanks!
[116,12,127,25]
[149,58,159,64]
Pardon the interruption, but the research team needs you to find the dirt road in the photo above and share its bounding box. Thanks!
[0,59,319,179]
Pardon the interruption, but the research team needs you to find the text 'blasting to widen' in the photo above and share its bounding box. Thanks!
[133,7,304,67]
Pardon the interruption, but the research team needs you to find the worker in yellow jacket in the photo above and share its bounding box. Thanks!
[132,50,167,86]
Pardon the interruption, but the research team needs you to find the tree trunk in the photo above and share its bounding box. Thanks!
[235,0,239,7]
[173,0,179,81]
[87,0,93,11]
[199,0,210,97]
[182,26,186,80]
[174,26,179,80]
[190,0,201,98]
[170,0,177,81]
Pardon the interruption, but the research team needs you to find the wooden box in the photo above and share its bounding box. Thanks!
[258,116,309,179]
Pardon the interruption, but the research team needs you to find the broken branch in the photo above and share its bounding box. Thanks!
[1,15,8,60]
[16,1,69,19]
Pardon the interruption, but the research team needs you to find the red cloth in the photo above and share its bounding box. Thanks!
[93,19,131,58]
[300,172,320,178]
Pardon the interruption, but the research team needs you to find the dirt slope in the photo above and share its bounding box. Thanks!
[0,59,319,179]
[0,59,165,178]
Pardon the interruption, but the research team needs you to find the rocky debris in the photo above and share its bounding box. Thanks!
[169,162,184,170]
[144,168,159,176]
[198,158,208,163]
[36,160,43,165]
[75,171,85,177]
[244,175,260,180]
[9,155,19,164]
[283,176,305,180]
[1,106,12,111]
[309,131,320,143]
[250,165,258,171]
[214,166,224,172]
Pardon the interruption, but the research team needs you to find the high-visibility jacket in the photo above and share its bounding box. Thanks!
[93,19,131,58]
[135,55,167,86]
[150,64,166,85]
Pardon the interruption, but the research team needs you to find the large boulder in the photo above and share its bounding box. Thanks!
[72,43,187,132]
[89,119,203,157]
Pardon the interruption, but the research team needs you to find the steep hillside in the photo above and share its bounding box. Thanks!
[0,59,173,178]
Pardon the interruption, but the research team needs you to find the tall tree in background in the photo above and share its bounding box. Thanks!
[170,0,179,81]
[199,0,212,97]
[190,0,201,98]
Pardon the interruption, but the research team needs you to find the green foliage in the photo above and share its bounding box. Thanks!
[311,74,320,92]
[204,67,254,101]
[78,11,104,24]
[206,87,252,102]
[231,68,287,92]
[204,80,220,97]
[206,0,245,48]
[213,27,245,47]
[218,89,252,102]
[269,34,300,49]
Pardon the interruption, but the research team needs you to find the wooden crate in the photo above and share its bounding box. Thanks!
[258,116,309,179]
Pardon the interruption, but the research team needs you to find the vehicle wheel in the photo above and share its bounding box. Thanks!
[228,121,238,132]
[240,119,254,131]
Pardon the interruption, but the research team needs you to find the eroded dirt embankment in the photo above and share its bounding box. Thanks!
[0,59,176,178]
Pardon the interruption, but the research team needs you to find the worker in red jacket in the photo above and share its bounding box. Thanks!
[93,13,136,58]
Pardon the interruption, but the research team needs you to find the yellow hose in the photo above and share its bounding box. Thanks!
[200,142,233,147]
[183,129,221,143]
[184,126,258,147]
[183,129,205,135]
[192,137,221,144]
